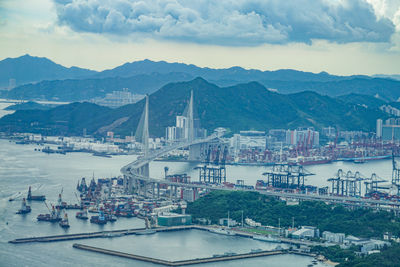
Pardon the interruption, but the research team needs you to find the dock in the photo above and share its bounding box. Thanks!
[8,225,329,248]
[72,243,286,266]
[8,225,201,244]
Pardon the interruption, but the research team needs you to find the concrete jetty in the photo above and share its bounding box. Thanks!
[8,225,198,244]
[72,243,286,266]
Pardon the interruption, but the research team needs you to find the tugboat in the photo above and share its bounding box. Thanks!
[16,198,31,214]
[27,186,46,201]
[90,209,107,225]
[59,212,70,228]
[76,208,89,220]
[37,205,61,222]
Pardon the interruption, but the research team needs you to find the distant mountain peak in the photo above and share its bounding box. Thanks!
[0,54,97,88]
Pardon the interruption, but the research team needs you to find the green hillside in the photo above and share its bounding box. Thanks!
[0,78,387,137]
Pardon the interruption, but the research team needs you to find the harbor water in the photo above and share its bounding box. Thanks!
[0,102,392,267]
[0,139,344,266]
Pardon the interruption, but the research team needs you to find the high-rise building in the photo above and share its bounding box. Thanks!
[376,119,382,138]
[165,115,206,141]
[381,118,400,141]
[285,128,319,148]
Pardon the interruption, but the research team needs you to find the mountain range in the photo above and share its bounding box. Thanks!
[0,78,387,137]
[0,55,96,88]
[1,55,399,102]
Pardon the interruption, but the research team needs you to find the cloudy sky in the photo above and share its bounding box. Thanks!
[0,0,400,75]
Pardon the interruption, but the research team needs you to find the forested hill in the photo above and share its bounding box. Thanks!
[0,78,387,137]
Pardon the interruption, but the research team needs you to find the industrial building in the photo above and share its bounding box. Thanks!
[219,218,238,227]
[157,213,192,226]
[322,231,345,243]
[291,226,319,239]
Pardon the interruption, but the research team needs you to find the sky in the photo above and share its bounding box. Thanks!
[0,0,399,75]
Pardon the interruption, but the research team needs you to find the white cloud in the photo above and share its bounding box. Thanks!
[52,0,396,46]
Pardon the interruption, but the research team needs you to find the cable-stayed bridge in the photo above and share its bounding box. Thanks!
[121,90,224,197]
[121,92,400,211]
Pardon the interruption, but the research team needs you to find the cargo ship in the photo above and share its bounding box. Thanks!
[288,156,332,166]
[16,198,31,214]
[27,186,46,201]
[37,205,61,222]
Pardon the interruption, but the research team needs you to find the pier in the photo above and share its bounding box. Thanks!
[9,225,331,248]
[8,225,204,244]
[72,243,287,266]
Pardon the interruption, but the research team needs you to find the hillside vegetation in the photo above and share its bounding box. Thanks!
[0,78,387,136]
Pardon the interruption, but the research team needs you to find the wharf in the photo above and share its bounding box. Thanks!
[8,225,329,248]
[72,243,287,266]
[8,225,201,244]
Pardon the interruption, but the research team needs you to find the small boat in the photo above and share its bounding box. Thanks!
[76,208,89,220]
[103,232,124,238]
[209,228,236,236]
[16,198,31,214]
[135,229,156,235]
[59,212,70,228]
[9,192,21,202]
[209,211,236,236]
[253,235,281,243]
[354,158,366,164]
[92,152,112,158]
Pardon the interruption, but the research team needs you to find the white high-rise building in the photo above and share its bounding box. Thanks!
[176,116,187,128]
[376,119,382,138]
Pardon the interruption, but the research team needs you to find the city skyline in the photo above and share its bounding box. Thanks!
[1,0,400,75]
